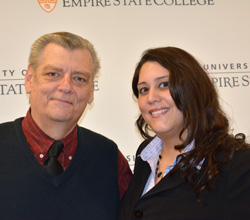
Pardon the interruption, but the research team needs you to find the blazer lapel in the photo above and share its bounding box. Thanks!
[132,155,151,201]
[132,140,188,201]
[142,168,184,199]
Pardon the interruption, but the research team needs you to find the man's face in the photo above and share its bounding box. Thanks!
[25,43,94,129]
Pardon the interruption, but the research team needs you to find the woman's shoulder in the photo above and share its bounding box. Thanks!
[220,147,250,179]
[218,147,250,210]
[230,147,250,166]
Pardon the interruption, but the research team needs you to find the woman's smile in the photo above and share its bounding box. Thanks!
[149,107,170,117]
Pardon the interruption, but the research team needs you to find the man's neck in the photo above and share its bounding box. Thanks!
[28,109,77,140]
[36,120,76,140]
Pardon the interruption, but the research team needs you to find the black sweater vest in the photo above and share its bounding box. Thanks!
[0,118,119,220]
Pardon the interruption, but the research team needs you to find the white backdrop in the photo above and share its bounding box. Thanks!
[1,0,250,167]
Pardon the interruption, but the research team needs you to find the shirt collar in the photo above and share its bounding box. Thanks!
[140,136,197,176]
[22,108,78,161]
[140,136,195,161]
[140,136,163,161]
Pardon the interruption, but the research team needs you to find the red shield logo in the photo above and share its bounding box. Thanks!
[38,0,57,13]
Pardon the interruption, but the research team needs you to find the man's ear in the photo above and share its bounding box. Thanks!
[25,65,34,94]
[88,86,94,104]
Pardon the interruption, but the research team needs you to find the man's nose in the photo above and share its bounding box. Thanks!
[58,75,73,93]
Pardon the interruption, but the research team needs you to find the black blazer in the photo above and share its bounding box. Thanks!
[118,141,250,220]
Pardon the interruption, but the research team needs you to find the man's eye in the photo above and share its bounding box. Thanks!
[159,82,169,88]
[75,77,86,82]
[48,72,58,77]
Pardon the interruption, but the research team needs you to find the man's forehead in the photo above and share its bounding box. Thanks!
[38,44,93,71]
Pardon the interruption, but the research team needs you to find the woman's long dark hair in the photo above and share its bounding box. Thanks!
[132,47,249,204]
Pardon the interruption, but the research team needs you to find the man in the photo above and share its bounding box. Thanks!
[0,32,132,220]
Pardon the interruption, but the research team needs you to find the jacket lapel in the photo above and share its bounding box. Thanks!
[132,139,187,201]
[134,155,185,201]
[143,169,184,198]
[131,155,151,201]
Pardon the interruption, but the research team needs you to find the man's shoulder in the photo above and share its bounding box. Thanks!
[77,126,118,148]
[0,118,23,144]
[0,120,14,127]
[0,118,22,131]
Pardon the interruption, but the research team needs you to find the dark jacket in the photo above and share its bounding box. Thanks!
[118,140,250,220]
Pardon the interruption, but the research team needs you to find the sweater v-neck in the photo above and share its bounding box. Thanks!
[14,118,84,187]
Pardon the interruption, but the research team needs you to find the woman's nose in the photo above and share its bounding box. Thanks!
[148,88,160,104]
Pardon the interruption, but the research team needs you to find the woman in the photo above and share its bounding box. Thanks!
[118,47,250,220]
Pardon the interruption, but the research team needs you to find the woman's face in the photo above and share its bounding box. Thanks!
[137,61,185,140]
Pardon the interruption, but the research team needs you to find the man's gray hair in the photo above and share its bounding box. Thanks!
[28,32,100,77]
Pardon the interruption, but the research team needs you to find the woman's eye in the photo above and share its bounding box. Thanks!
[138,87,149,94]
[159,81,169,88]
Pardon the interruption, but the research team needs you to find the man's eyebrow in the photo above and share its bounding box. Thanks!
[43,65,92,76]
[43,65,62,72]
[74,71,92,76]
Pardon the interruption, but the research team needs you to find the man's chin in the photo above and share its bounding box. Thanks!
[49,115,71,123]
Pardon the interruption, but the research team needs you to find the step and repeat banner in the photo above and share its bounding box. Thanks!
[1,0,250,168]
